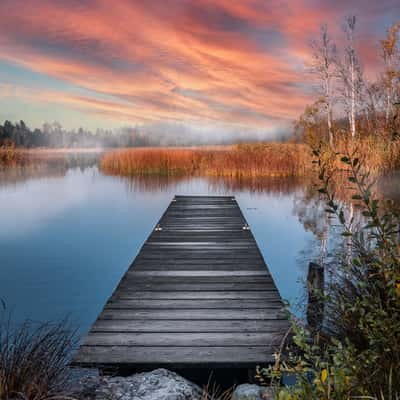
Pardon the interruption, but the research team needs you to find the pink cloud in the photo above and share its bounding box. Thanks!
[0,0,397,131]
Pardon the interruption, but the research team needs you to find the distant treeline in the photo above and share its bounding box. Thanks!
[0,120,169,148]
[0,120,271,148]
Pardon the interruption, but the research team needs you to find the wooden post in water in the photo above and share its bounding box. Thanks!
[306,262,324,331]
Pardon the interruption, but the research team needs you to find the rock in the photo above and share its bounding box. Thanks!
[74,368,202,400]
[259,387,276,400]
[67,367,100,396]
[231,384,275,400]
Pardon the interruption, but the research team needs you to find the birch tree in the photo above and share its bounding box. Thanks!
[337,16,363,139]
[311,24,337,147]
[380,22,400,128]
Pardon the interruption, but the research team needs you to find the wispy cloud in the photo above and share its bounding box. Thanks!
[0,0,398,136]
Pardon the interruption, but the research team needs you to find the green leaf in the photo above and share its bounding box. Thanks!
[341,156,350,163]
[339,210,345,224]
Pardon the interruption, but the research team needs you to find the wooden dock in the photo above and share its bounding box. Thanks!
[73,195,289,369]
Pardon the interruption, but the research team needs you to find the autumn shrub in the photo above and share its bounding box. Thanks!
[258,149,400,399]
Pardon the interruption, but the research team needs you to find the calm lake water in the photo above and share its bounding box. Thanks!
[2,153,396,338]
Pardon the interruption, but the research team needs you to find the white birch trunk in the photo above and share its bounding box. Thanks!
[350,45,356,138]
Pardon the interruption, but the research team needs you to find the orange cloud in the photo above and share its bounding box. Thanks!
[0,0,397,134]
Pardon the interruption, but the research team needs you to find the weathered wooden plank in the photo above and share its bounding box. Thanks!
[148,232,252,236]
[74,346,276,365]
[159,219,245,223]
[146,240,255,244]
[142,245,258,250]
[136,249,258,254]
[106,299,282,309]
[90,319,290,333]
[83,332,283,347]
[134,264,267,271]
[148,234,252,239]
[111,291,280,300]
[147,237,253,242]
[120,275,273,284]
[133,259,265,264]
[135,254,263,260]
[143,241,256,246]
[133,260,266,266]
[128,271,269,277]
[174,194,233,198]
[116,283,277,291]
[100,309,286,320]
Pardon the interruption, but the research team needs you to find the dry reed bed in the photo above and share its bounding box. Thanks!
[100,143,313,177]
[334,135,400,173]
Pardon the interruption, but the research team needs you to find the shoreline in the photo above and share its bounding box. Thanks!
[8,147,106,154]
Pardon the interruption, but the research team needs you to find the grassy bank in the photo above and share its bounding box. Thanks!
[100,143,313,178]
[2,138,398,178]
[0,146,103,167]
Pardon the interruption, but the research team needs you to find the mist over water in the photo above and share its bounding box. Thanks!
[3,154,396,338]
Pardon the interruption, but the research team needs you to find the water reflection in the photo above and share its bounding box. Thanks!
[205,176,310,194]
[378,172,400,202]
[0,152,99,187]
[110,175,311,195]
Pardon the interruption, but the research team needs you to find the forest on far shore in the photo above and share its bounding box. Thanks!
[0,120,192,148]
[0,120,273,148]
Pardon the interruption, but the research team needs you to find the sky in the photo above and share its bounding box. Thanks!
[0,0,399,140]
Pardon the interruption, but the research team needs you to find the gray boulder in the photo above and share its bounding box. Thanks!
[75,368,202,400]
[231,384,275,400]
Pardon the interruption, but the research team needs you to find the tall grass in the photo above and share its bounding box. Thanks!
[101,148,202,176]
[100,143,312,178]
[0,317,76,400]
[0,143,22,167]
[204,143,311,177]
[331,134,400,173]
[101,137,399,179]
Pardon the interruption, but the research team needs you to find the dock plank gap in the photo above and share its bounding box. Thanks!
[73,195,289,369]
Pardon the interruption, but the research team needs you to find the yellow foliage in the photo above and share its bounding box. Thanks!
[321,368,328,383]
